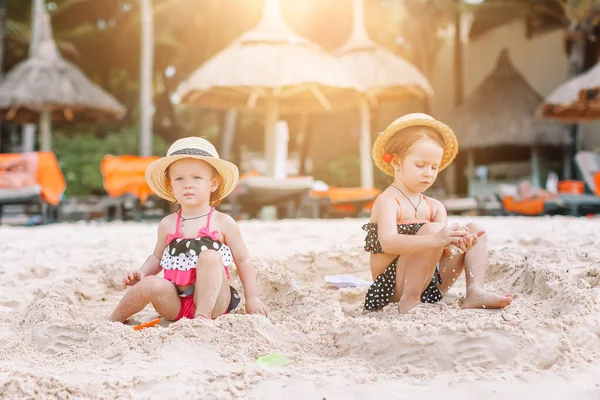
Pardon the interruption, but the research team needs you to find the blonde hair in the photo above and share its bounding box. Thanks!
[385,125,445,163]
[165,160,224,207]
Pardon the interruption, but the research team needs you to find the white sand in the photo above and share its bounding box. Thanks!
[1,216,600,399]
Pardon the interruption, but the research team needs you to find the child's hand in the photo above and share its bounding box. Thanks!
[434,224,468,247]
[459,230,486,252]
[122,271,142,288]
[245,297,268,317]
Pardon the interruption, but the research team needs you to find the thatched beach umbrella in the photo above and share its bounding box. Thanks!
[0,0,126,151]
[174,0,360,177]
[538,61,600,123]
[452,50,568,187]
[334,0,433,188]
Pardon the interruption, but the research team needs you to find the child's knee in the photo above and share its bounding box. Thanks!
[140,275,168,298]
[466,222,486,235]
[197,250,222,268]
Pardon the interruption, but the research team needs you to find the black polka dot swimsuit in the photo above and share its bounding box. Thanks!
[363,195,443,311]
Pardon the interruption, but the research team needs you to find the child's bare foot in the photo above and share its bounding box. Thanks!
[462,289,512,309]
[397,297,422,314]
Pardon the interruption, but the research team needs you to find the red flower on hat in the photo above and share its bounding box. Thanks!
[382,154,393,163]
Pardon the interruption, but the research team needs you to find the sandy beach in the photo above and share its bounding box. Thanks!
[1,216,600,399]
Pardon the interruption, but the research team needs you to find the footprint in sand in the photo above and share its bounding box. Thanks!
[31,323,90,354]
[0,299,20,308]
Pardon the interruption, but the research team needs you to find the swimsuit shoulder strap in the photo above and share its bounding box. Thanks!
[205,207,215,231]
[166,209,183,244]
[423,195,433,221]
[382,192,404,222]
[175,209,182,234]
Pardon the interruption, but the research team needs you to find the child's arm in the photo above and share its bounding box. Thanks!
[123,216,170,287]
[431,199,454,257]
[221,214,268,316]
[377,195,465,255]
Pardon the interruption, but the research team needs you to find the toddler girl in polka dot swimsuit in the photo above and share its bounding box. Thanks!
[364,114,512,313]
[108,137,268,322]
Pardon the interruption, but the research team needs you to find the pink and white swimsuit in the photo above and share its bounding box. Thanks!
[160,207,240,319]
[161,207,234,286]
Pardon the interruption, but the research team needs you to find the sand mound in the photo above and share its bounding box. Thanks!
[1,217,600,398]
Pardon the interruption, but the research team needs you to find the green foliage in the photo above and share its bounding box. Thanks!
[53,126,169,196]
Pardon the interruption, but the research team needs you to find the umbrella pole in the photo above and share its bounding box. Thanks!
[23,124,36,152]
[264,95,279,177]
[39,111,52,151]
[359,98,374,188]
[219,109,238,160]
[466,150,475,196]
[298,114,310,176]
[569,124,580,180]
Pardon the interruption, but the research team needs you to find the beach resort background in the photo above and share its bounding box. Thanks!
[2,0,600,222]
[1,1,600,399]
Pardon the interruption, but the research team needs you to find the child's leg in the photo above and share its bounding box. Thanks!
[437,255,465,294]
[193,250,231,319]
[437,222,512,309]
[108,275,181,322]
[395,222,445,313]
[461,223,512,309]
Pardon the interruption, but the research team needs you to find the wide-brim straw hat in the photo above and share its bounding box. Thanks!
[372,113,458,176]
[146,137,239,203]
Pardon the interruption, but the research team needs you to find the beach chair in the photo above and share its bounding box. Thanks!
[100,155,166,220]
[496,178,600,217]
[575,151,600,195]
[498,194,568,216]
[0,152,65,224]
[226,173,315,219]
[307,186,381,218]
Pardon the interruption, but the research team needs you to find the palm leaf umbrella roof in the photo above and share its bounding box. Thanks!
[174,0,361,115]
[334,0,433,102]
[0,0,125,123]
[538,60,600,123]
[452,49,568,149]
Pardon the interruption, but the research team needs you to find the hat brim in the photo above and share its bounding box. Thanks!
[145,155,239,203]
[372,117,458,176]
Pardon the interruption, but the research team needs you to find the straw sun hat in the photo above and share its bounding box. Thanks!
[145,137,239,203]
[372,113,459,176]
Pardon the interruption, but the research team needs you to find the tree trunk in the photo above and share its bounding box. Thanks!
[162,69,184,138]
[139,0,154,156]
[0,0,5,151]
[454,0,463,107]
[0,0,5,80]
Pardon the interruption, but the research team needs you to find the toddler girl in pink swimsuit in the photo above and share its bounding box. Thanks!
[108,137,268,322]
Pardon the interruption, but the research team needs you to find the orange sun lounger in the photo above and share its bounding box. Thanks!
[311,187,381,216]
[501,195,547,216]
[100,155,160,204]
[0,152,66,206]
